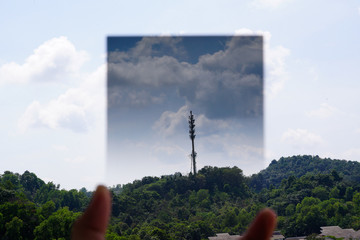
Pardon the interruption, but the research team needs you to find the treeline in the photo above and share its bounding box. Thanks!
[249,155,360,191]
[259,170,360,236]
[107,166,254,239]
[2,155,360,239]
[0,171,90,239]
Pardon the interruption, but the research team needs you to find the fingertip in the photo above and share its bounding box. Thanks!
[87,184,111,228]
[257,208,277,232]
[71,185,112,240]
[242,208,277,240]
[260,208,277,222]
[93,185,111,204]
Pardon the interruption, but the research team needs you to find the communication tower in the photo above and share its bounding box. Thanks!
[188,111,197,175]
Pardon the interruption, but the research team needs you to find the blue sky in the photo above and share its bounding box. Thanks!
[1,0,360,189]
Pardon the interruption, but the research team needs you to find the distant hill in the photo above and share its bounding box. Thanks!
[249,155,360,191]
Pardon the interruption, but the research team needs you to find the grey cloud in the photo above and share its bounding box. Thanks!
[108,36,263,119]
[198,37,263,74]
[108,37,185,64]
[108,55,190,87]
[108,86,165,108]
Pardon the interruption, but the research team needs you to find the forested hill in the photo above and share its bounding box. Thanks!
[249,155,360,191]
[2,155,360,239]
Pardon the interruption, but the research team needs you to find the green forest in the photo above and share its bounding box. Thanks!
[2,155,360,239]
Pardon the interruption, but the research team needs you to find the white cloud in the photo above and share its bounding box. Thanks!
[18,89,90,133]
[235,28,290,98]
[52,145,69,152]
[343,148,360,161]
[281,128,324,147]
[80,64,106,114]
[224,143,263,160]
[17,62,105,133]
[152,105,241,139]
[265,149,277,163]
[266,45,290,96]
[152,105,189,137]
[0,36,88,85]
[64,156,87,164]
[306,103,339,118]
[251,0,290,9]
[235,28,272,41]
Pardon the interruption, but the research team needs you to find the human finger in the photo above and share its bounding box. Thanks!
[241,208,277,240]
[71,185,111,240]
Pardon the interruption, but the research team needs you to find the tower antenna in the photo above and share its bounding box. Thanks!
[188,111,197,175]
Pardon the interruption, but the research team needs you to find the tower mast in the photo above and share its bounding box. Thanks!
[188,111,197,175]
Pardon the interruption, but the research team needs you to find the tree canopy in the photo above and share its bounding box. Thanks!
[2,155,360,239]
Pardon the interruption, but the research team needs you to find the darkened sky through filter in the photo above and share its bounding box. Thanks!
[107,36,264,186]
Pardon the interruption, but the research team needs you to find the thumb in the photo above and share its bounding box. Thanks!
[241,208,277,240]
[72,185,111,240]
